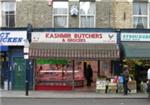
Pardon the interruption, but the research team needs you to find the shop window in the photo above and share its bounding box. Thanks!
[52,2,68,28]
[35,59,74,86]
[74,61,84,80]
[79,2,96,28]
[2,1,16,28]
[133,1,149,28]
[35,59,99,88]
[100,61,111,77]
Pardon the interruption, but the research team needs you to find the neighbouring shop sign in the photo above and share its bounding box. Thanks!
[0,31,27,46]
[121,33,150,41]
[32,32,117,43]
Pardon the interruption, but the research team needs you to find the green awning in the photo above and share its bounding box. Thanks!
[122,42,150,59]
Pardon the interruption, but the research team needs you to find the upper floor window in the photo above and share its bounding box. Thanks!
[133,2,149,28]
[2,2,16,28]
[79,2,96,28]
[52,2,68,28]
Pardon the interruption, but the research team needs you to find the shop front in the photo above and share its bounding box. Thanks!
[0,30,33,90]
[121,32,150,93]
[29,30,120,91]
[0,46,8,89]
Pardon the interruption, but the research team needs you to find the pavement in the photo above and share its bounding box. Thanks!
[0,90,149,99]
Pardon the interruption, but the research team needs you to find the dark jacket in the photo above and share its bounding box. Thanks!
[85,65,93,79]
[123,69,129,82]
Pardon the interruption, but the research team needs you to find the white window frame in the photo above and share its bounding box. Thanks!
[52,2,69,28]
[133,2,149,28]
[2,1,16,28]
[79,2,96,28]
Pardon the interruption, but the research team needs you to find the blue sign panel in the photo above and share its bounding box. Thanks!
[0,46,8,51]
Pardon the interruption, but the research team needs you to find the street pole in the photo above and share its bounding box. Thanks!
[25,59,29,96]
[24,24,32,96]
[72,60,75,90]
[24,40,30,96]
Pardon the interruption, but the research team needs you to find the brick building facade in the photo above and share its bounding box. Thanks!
[0,0,150,29]
[1,0,150,91]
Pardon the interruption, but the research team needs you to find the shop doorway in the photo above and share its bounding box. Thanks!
[75,61,98,92]
[12,57,26,90]
[0,52,8,89]
[83,62,87,80]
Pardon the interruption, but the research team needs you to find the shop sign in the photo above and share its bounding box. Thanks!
[0,31,27,46]
[121,33,150,41]
[32,32,117,44]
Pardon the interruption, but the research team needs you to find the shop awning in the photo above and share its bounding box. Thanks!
[29,43,120,60]
[122,42,150,59]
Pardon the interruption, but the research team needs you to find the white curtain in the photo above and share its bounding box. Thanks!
[81,16,94,28]
[2,2,16,13]
[134,17,147,28]
[54,16,67,28]
[53,2,68,28]
[80,2,96,28]
[80,2,96,15]
[133,2,148,28]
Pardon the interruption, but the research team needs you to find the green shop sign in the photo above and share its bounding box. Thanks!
[121,33,150,41]
[36,59,69,64]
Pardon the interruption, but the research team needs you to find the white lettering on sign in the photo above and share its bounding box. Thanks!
[0,31,27,46]
[32,32,117,44]
[121,33,150,41]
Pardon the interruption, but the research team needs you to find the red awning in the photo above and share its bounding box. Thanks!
[29,43,120,60]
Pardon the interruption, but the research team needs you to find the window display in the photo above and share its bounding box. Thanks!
[36,59,73,86]
[35,59,100,90]
[35,59,85,88]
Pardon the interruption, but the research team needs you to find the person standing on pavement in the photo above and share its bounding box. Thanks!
[147,68,150,97]
[122,66,130,95]
[147,68,150,80]
[85,64,93,87]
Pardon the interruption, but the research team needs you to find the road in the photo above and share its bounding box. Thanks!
[1,98,150,105]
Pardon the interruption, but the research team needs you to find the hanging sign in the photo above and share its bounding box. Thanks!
[0,31,27,46]
[121,33,150,41]
[32,32,117,44]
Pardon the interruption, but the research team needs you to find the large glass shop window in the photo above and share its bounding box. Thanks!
[35,59,85,87]
[35,59,98,87]
[35,59,73,86]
